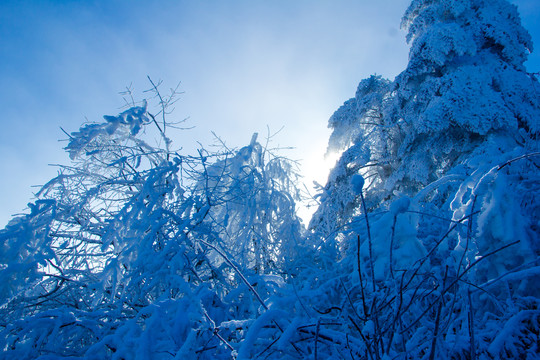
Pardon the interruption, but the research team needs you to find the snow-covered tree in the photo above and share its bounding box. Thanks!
[196,133,304,275]
[307,0,540,358]
[0,89,304,358]
[392,0,538,187]
[1,0,539,359]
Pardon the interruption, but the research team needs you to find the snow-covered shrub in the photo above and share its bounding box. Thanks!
[0,83,305,358]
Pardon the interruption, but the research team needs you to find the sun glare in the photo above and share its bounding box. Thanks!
[297,147,340,225]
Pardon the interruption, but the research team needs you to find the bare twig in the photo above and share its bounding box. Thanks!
[360,192,375,292]
[357,235,369,317]
[314,318,321,360]
[198,238,268,311]
[468,288,476,360]
[428,265,448,360]
[403,240,520,333]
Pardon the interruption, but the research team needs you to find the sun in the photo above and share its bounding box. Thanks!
[296,146,340,224]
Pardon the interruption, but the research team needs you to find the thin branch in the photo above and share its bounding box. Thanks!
[360,192,375,292]
[402,240,520,333]
[198,238,268,311]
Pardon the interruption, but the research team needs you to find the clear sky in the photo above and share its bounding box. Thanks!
[0,0,538,227]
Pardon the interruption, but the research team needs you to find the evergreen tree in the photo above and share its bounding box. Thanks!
[307,0,540,358]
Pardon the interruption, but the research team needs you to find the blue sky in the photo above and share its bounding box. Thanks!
[0,0,538,226]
